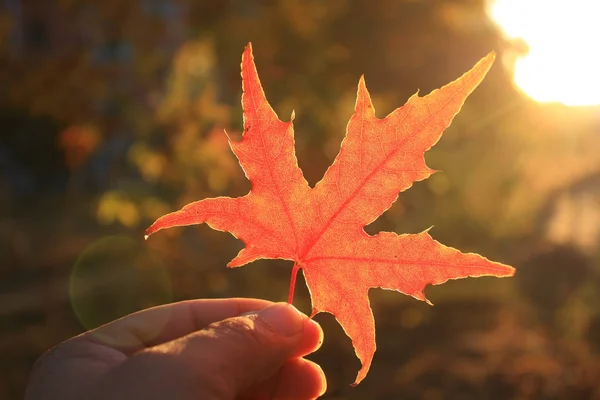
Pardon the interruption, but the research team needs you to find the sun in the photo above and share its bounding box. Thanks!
[487,0,600,106]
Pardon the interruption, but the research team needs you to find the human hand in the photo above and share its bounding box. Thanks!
[25,298,326,399]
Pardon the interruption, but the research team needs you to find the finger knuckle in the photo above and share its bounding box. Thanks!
[209,317,267,348]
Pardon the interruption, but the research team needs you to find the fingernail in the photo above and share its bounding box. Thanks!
[257,302,303,337]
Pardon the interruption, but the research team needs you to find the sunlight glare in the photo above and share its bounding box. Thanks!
[488,0,600,106]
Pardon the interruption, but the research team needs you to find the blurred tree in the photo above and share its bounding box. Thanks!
[1,0,599,399]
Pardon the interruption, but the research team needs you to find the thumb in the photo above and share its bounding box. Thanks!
[186,302,308,397]
[96,302,314,400]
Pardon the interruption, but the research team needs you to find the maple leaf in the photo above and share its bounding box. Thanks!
[146,43,515,385]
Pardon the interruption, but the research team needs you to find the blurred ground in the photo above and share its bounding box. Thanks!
[1,1,600,399]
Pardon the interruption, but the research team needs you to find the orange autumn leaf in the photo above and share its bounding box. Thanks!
[146,43,515,385]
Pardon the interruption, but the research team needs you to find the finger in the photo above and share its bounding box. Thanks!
[80,298,273,353]
[240,358,326,400]
[92,303,322,399]
[292,313,323,358]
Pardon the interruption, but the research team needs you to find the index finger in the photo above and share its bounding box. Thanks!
[79,298,273,354]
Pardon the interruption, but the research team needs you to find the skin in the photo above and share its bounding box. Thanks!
[25,299,326,400]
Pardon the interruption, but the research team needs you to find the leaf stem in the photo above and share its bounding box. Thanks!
[287,262,300,304]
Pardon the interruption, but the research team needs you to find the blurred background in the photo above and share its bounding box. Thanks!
[1,0,600,398]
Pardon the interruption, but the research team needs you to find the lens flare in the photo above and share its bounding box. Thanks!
[70,236,172,344]
[488,0,600,106]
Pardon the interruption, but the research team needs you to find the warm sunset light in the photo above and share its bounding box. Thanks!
[488,0,600,106]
